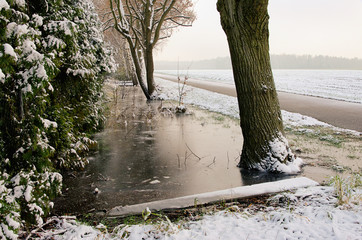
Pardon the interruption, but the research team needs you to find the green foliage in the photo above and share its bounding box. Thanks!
[0,0,116,238]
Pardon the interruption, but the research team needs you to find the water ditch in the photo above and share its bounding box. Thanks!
[52,85,294,216]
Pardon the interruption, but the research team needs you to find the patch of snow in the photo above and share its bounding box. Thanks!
[6,23,29,38]
[13,186,24,198]
[149,180,160,184]
[45,35,66,49]
[6,215,20,229]
[251,133,303,173]
[0,0,10,10]
[142,179,151,184]
[282,110,330,127]
[36,64,47,80]
[155,77,240,118]
[24,185,33,202]
[32,14,43,27]
[3,43,18,61]
[0,69,5,83]
[39,185,362,240]
[150,91,159,100]
[15,0,26,8]
[0,223,18,240]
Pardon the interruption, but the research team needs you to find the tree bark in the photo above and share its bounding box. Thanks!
[217,0,298,172]
[126,37,150,99]
[144,0,156,97]
[145,45,156,96]
[123,44,138,86]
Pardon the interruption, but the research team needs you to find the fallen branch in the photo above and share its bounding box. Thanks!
[25,216,76,240]
[227,152,230,169]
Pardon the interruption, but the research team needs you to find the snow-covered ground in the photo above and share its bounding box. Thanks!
[36,184,361,239]
[156,69,362,104]
[155,77,357,132]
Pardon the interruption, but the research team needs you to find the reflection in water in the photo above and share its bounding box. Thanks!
[240,170,296,186]
[53,86,294,215]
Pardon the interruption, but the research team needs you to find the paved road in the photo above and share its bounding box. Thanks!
[155,73,362,132]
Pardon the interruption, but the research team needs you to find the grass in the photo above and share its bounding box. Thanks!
[347,155,359,159]
[285,126,347,148]
[212,114,225,122]
[329,174,362,206]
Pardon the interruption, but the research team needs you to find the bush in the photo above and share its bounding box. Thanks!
[0,0,116,238]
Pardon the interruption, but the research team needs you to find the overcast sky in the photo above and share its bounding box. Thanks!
[154,0,362,61]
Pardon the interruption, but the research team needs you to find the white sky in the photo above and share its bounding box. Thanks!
[154,0,362,61]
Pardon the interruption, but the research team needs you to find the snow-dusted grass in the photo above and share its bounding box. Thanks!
[155,77,361,136]
[35,184,361,240]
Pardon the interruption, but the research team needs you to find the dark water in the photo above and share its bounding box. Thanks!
[52,86,293,215]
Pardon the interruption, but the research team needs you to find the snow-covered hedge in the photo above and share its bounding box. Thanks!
[0,0,116,238]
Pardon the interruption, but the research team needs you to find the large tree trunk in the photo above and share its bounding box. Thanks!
[127,38,150,99]
[123,44,138,86]
[217,0,301,173]
[145,45,156,97]
[144,1,156,97]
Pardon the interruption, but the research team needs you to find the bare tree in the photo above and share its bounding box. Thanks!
[217,0,301,172]
[92,0,138,85]
[108,0,195,99]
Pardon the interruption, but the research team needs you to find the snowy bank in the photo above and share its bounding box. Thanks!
[36,183,361,240]
[155,77,361,135]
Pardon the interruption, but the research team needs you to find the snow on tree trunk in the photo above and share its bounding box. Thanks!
[217,0,302,173]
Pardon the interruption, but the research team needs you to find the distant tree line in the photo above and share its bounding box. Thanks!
[271,54,362,70]
[155,54,362,70]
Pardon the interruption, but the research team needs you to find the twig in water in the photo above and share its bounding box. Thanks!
[207,157,216,168]
[184,150,188,169]
[185,143,203,160]
[227,152,230,169]
[124,124,137,140]
[234,152,241,163]
[177,154,181,169]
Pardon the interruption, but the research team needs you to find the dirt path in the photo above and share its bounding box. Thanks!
[155,73,362,132]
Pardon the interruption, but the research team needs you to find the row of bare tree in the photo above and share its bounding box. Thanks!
[94,0,195,99]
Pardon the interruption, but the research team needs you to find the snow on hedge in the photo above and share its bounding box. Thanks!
[0,0,10,10]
